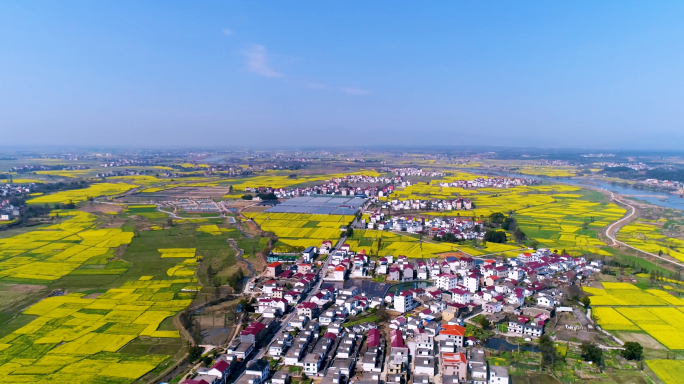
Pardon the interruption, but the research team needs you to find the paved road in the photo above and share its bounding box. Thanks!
[605,192,684,268]
[230,236,339,382]
[229,212,363,384]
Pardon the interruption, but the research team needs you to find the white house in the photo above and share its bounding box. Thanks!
[394,290,417,313]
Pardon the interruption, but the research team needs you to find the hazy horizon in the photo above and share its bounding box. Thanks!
[3,1,684,148]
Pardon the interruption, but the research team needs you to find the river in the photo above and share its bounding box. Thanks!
[483,171,684,211]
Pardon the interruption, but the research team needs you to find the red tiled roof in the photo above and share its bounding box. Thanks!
[442,352,467,365]
[440,324,466,337]
[268,262,282,268]
[367,328,380,347]
[390,329,406,348]
[241,321,266,336]
[211,360,230,372]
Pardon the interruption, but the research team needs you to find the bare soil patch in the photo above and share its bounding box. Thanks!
[99,218,126,228]
[81,204,124,214]
[7,284,46,294]
[614,332,665,350]
[554,330,601,343]
[0,283,46,311]
[82,292,105,299]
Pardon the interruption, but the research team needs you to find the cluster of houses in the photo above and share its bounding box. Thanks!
[384,311,508,384]
[599,162,653,171]
[391,168,444,178]
[264,287,385,383]
[0,184,30,221]
[642,178,684,192]
[379,249,595,317]
[324,245,375,280]
[98,158,158,167]
[359,214,482,240]
[382,198,473,213]
[436,177,535,189]
[243,174,406,199]
[181,239,602,384]
[9,164,89,173]
[180,354,236,384]
[180,317,278,384]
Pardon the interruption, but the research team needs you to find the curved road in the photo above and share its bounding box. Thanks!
[606,192,684,268]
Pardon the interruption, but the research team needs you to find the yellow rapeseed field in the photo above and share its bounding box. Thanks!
[27,183,137,204]
[0,211,133,281]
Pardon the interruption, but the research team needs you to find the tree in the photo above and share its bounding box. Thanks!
[502,217,516,230]
[513,228,527,242]
[189,345,203,362]
[478,315,489,329]
[257,192,278,200]
[580,296,591,308]
[620,342,643,361]
[167,218,174,227]
[567,284,582,301]
[489,212,505,225]
[580,342,604,369]
[539,335,562,368]
[484,230,507,244]
[241,194,254,200]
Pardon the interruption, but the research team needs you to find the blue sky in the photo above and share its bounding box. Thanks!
[2,1,684,148]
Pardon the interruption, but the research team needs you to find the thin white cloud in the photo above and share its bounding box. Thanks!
[244,44,282,78]
[339,87,370,96]
[306,82,330,90]
[223,28,233,36]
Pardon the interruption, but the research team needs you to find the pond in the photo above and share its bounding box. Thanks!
[387,281,433,295]
[322,279,390,298]
[484,337,540,353]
